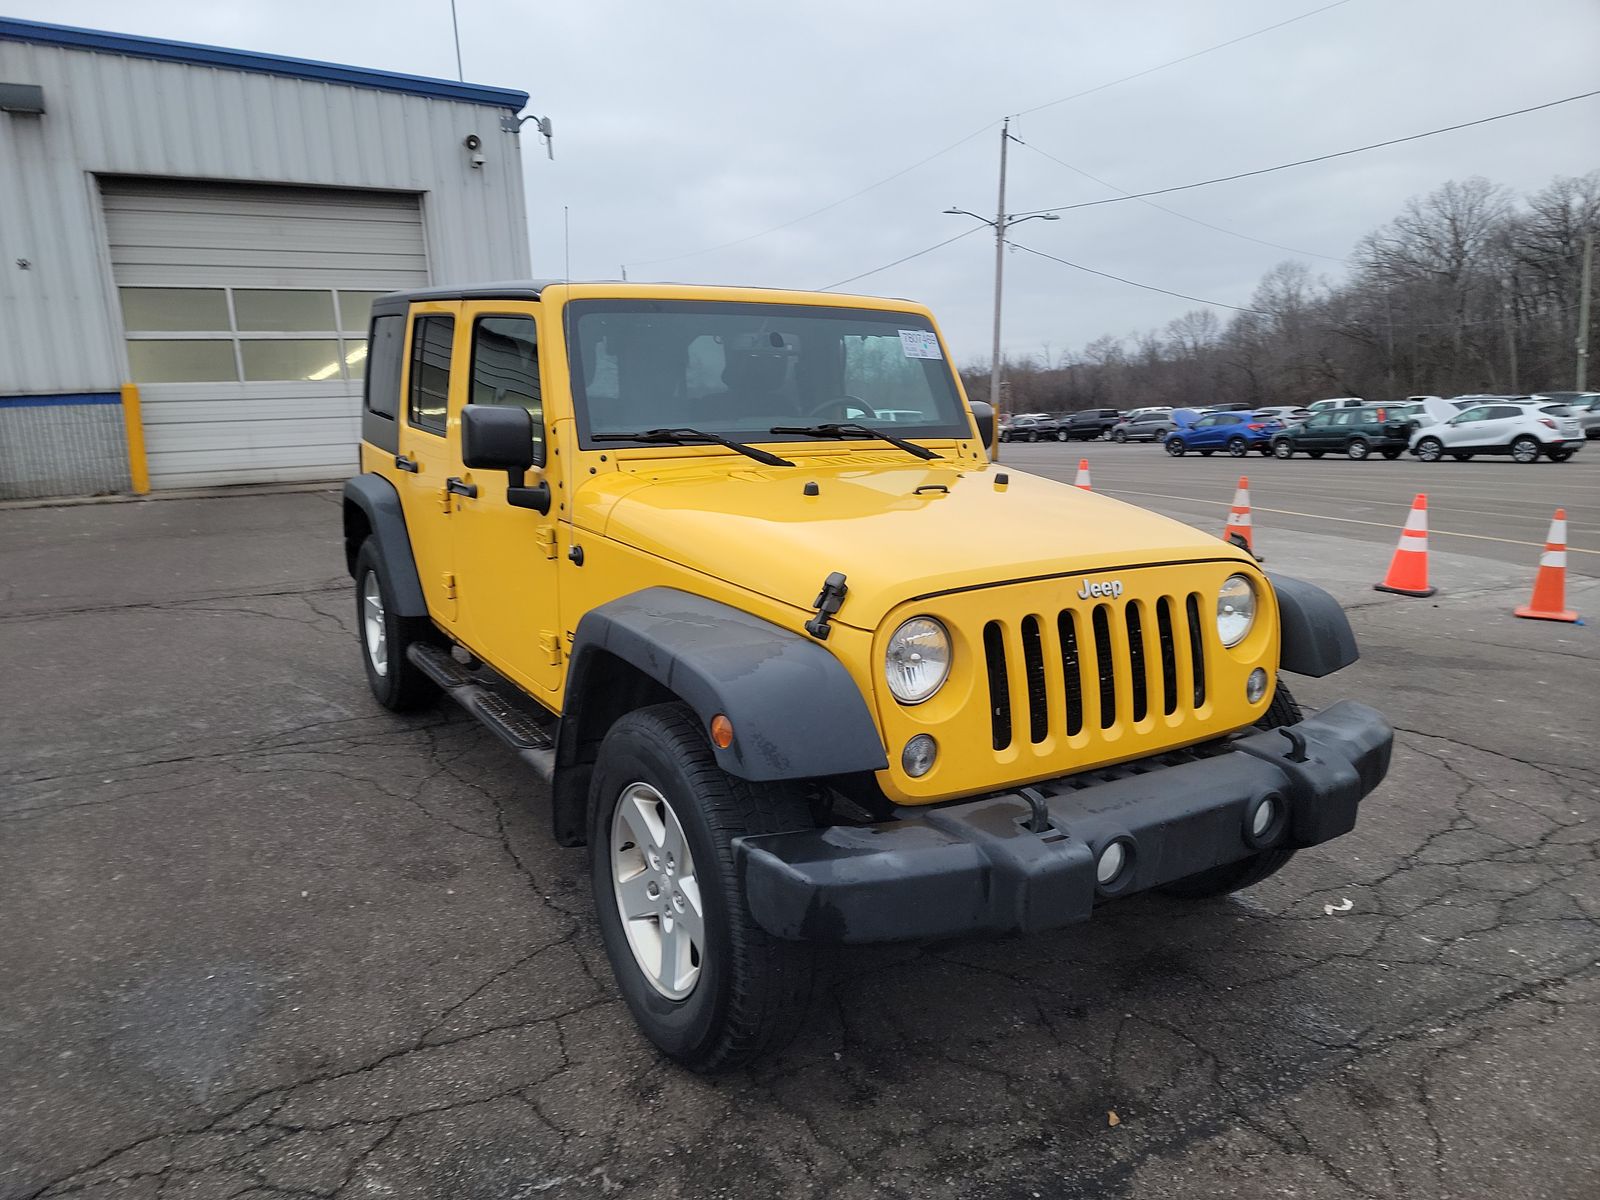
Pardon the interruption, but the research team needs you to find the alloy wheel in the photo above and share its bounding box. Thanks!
[361,571,388,677]
[611,781,704,1000]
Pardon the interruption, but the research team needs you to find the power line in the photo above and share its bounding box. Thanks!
[1011,0,1356,119]
[626,1,1358,271]
[1011,136,1349,263]
[1015,89,1600,218]
[1008,240,1268,314]
[817,226,986,292]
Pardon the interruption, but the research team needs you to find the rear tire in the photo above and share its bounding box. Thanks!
[1546,448,1573,462]
[1161,682,1301,899]
[1307,450,1325,459]
[1510,436,1539,464]
[354,539,439,712]
[1381,448,1402,460]
[1450,452,1473,462]
[1346,438,1370,460]
[1227,437,1248,457]
[1200,449,1215,457]
[589,703,817,1072]
[1057,430,1070,442]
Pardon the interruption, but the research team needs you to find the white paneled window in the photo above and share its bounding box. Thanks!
[121,287,375,384]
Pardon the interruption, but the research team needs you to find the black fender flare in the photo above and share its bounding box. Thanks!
[1267,572,1359,677]
[342,475,427,617]
[560,588,889,783]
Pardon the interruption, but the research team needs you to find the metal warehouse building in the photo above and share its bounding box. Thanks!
[0,17,534,498]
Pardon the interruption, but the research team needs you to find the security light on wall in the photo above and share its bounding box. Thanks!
[463,132,486,168]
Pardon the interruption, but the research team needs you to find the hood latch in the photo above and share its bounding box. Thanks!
[804,572,848,641]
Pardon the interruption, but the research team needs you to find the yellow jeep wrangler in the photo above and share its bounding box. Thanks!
[343,282,1392,1070]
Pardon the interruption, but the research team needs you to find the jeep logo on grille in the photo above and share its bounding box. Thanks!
[1076,578,1124,599]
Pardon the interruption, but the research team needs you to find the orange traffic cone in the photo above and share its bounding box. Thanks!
[1374,494,1437,597]
[1221,476,1254,552]
[1514,509,1578,623]
[1074,459,1092,490]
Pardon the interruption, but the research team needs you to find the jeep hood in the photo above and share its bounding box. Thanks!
[573,457,1252,630]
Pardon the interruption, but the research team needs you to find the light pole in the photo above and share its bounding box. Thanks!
[945,120,1058,439]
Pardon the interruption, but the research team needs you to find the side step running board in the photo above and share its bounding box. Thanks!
[408,642,556,783]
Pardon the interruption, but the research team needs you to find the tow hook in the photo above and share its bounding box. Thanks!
[1018,786,1052,834]
[804,572,848,640]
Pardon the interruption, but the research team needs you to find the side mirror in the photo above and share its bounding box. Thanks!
[460,404,550,514]
[462,404,535,471]
[969,400,995,448]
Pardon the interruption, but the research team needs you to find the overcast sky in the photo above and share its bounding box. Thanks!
[12,0,1600,367]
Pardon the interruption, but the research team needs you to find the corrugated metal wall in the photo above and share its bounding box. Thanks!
[0,396,130,499]
[0,37,531,398]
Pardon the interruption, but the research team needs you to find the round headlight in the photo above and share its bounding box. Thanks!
[885,617,951,704]
[1216,574,1257,647]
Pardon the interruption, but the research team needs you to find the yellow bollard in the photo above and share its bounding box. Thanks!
[119,382,150,495]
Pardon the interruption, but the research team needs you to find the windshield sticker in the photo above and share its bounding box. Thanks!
[898,329,943,360]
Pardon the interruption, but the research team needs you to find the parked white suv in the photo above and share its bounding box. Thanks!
[1410,400,1584,463]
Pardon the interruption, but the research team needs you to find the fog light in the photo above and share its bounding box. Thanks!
[1246,668,1269,703]
[1096,841,1127,886]
[1251,797,1277,839]
[902,734,937,778]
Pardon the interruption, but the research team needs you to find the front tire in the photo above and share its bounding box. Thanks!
[1161,683,1301,898]
[589,703,816,1072]
[354,539,439,712]
[1273,440,1294,459]
[1166,437,1186,456]
[1113,429,1127,443]
[1414,437,1443,463]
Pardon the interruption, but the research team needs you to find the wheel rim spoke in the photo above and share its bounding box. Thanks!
[361,574,387,675]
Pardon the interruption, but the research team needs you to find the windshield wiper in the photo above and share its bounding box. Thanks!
[591,427,794,467]
[768,422,940,461]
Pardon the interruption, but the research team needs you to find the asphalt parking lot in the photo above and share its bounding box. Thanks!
[3,449,1597,1200]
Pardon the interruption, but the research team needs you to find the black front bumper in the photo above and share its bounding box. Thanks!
[737,701,1392,943]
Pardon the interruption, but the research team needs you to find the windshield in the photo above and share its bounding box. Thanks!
[566,300,971,445]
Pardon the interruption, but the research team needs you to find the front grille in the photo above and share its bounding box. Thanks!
[983,591,1209,752]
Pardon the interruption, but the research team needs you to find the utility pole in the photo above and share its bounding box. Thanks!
[944,120,1058,452]
[990,119,1009,426]
[1577,232,1593,391]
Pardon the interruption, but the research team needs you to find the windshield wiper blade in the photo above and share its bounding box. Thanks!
[591,427,794,467]
[768,422,940,461]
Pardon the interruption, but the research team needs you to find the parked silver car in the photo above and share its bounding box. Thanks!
[1110,407,1174,442]
[1532,392,1600,439]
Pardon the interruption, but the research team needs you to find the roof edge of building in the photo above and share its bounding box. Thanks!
[0,16,530,111]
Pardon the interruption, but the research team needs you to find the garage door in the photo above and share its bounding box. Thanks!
[101,178,429,489]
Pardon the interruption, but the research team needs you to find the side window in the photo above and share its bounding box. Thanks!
[408,316,455,434]
[469,315,544,465]
[1490,405,1522,419]
[364,314,405,419]
[1332,410,1357,426]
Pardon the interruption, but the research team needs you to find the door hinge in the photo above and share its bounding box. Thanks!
[534,526,558,560]
[537,631,562,665]
[439,485,453,513]
[441,571,458,599]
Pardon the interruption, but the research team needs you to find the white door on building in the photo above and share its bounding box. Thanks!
[101,178,429,489]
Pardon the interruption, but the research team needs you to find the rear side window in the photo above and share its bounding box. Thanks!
[408,316,455,434]
[364,314,405,419]
[470,315,544,465]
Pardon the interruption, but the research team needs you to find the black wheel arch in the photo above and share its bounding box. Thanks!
[1268,573,1359,677]
[342,474,427,617]
[552,588,889,846]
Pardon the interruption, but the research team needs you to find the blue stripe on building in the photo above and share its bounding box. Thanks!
[0,392,123,409]
[0,17,529,111]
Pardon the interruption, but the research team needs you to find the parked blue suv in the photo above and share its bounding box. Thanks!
[1165,411,1279,457]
